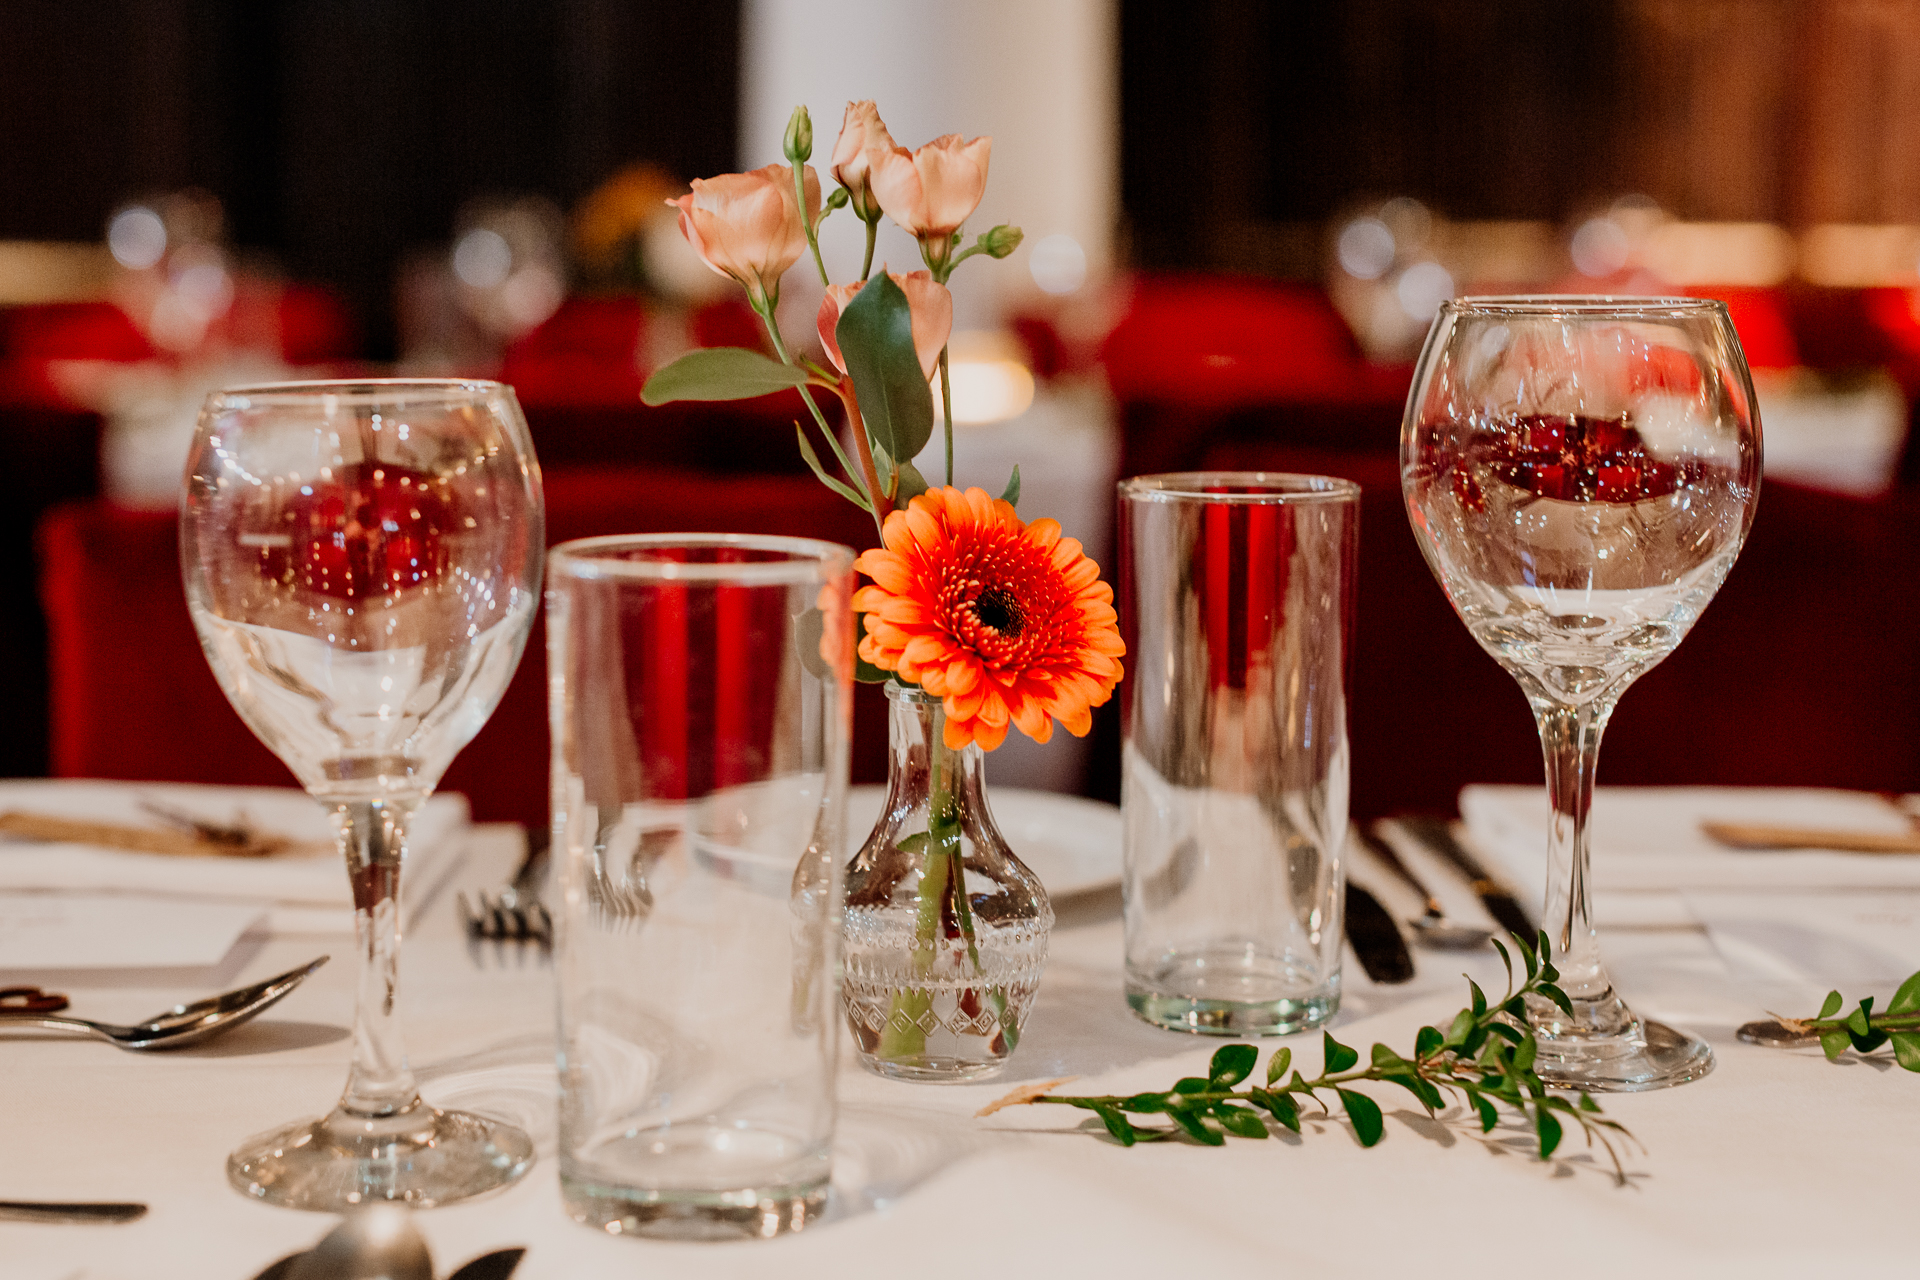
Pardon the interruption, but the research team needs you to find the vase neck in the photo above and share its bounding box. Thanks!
[885,682,985,803]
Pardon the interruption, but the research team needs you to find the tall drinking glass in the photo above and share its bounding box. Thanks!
[1402,297,1761,1090]
[182,380,543,1206]
[549,534,853,1240]
[1118,473,1358,1035]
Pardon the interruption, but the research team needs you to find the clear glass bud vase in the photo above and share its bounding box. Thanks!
[842,682,1052,1081]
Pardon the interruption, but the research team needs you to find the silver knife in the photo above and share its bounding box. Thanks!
[0,1200,147,1224]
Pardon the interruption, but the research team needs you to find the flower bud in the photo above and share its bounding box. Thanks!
[982,224,1024,259]
[826,187,850,210]
[784,105,813,163]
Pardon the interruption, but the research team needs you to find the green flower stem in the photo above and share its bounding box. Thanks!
[793,158,829,288]
[756,298,885,540]
[860,216,878,282]
[874,701,1001,1063]
[938,344,954,487]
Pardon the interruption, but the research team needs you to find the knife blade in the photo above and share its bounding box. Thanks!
[0,1200,147,1224]
[1343,881,1415,984]
[1395,815,1537,943]
[448,1248,527,1280]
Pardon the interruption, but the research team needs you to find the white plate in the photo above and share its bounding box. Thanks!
[845,784,1123,898]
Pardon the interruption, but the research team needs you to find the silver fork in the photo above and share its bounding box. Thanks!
[459,826,552,949]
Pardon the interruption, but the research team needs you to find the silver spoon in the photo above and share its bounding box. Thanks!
[1356,827,1493,950]
[0,956,327,1050]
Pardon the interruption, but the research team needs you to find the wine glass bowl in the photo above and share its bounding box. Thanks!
[1403,298,1760,1091]
[182,380,543,1206]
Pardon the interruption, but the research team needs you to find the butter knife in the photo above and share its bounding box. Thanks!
[0,1200,147,1223]
[1394,816,1536,943]
[1343,882,1415,984]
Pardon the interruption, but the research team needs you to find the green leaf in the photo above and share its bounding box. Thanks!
[1534,1105,1563,1159]
[1172,1077,1210,1095]
[1503,995,1528,1020]
[853,652,894,684]
[837,270,935,468]
[1515,932,1538,980]
[1817,989,1844,1020]
[1485,1021,1525,1046]
[1540,961,1560,983]
[1369,1044,1408,1070]
[793,425,872,512]
[1461,1026,1489,1055]
[1890,1032,1920,1072]
[1847,1001,1874,1037]
[1849,1027,1889,1054]
[1252,1089,1301,1132]
[1413,1026,1443,1060]
[1536,929,1554,965]
[999,464,1021,508]
[1121,1093,1169,1113]
[1444,1009,1476,1048]
[1336,1089,1385,1146]
[1169,1108,1224,1146]
[1889,973,1920,1015]
[1469,980,1488,1017]
[1820,1028,1851,1060]
[1093,1105,1137,1146]
[1380,1071,1443,1113]
[1537,982,1576,1018]
[1470,1090,1500,1132]
[1215,1106,1269,1139]
[894,459,930,503]
[1576,1092,1602,1113]
[641,346,809,405]
[1323,1032,1359,1074]
[1266,1047,1293,1085]
[1209,1044,1258,1088]
[1511,1032,1538,1073]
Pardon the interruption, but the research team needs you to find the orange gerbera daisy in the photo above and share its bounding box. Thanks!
[852,486,1125,751]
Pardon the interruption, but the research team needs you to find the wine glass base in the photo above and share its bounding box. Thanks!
[1535,1018,1715,1093]
[228,1103,534,1210]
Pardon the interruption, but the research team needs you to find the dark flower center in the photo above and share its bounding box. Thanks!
[973,587,1024,637]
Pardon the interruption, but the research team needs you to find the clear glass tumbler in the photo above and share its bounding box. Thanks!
[1117,473,1359,1035]
[549,534,854,1240]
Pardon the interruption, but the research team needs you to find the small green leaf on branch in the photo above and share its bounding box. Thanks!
[642,347,809,404]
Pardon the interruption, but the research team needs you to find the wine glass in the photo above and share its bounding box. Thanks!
[1401,298,1760,1091]
[181,380,544,1205]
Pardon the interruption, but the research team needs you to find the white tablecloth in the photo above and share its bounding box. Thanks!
[9,815,1920,1278]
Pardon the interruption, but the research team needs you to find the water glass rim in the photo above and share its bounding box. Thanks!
[1439,294,1729,320]
[206,378,515,408]
[549,532,856,584]
[1119,471,1361,505]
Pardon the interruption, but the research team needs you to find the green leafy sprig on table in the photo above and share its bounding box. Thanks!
[1780,971,1920,1069]
[980,933,1638,1182]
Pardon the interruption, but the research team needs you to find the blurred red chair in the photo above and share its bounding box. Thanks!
[1683,286,1799,371]
[38,467,885,829]
[1099,273,1412,478]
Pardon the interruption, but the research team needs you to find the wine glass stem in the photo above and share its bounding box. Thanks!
[1533,697,1630,1034]
[333,797,424,1118]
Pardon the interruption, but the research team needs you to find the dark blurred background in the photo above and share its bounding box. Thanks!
[3,0,1917,820]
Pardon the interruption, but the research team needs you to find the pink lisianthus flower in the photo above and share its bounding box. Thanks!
[829,100,896,222]
[667,163,820,307]
[867,134,992,244]
[816,270,952,381]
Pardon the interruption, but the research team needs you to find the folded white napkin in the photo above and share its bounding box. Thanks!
[0,779,469,906]
[1461,786,1920,904]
